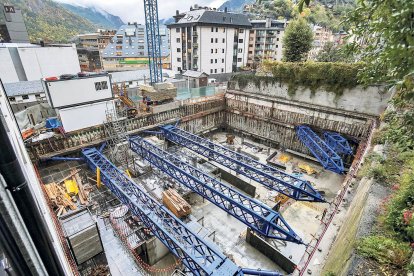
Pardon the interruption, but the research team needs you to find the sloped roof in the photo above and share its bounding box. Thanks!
[4,80,44,97]
[182,70,208,78]
[168,9,251,28]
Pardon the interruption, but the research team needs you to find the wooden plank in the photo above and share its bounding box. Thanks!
[56,169,81,185]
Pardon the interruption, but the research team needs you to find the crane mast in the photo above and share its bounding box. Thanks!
[144,0,163,84]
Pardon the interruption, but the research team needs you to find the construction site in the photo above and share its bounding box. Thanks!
[0,1,398,276]
[1,64,387,276]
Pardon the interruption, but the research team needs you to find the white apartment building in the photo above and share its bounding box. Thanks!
[168,7,251,74]
[247,19,287,68]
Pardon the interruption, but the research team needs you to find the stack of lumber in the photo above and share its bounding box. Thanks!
[44,169,91,217]
[162,189,191,218]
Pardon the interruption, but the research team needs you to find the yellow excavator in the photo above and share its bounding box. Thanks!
[113,84,138,117]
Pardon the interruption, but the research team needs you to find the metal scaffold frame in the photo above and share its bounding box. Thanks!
[144,0,163,84]
[159,125,324,202]
[323,132,353,155]
[129,136,302,244]
[82,148,239,275]
[296,126,344,174]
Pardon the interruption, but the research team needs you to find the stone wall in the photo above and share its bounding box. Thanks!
[229,80,392,116]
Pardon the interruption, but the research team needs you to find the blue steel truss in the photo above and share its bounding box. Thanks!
[296,126,344,174]
[144,0,163,84]
[82,148,239,275]
[323,132,353,155]
[129,136,302,244]
[159,125,324,203]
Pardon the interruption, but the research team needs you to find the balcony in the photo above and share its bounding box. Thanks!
[193,43,198,48]
[193,31,198,37]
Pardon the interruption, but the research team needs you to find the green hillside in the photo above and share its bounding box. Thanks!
[0,0,96,43]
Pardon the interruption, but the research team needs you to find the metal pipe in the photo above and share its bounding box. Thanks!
[142,130,162,135]
[0,118,65,276]
[46,156,84,162]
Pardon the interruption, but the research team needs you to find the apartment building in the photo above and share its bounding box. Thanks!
[308,25,334,60]
[102,23,170,72]
[168,6,252,74]
[74,30,117,71]
[246,19,286,68]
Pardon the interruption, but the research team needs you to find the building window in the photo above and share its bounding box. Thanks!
[177,58,181,62]
[222,59,224,63]
[95,81,108,91]
[239,29,244,33]
[215,49,217,53]
[9,97,15,102]
[276,45,278,48]
[222,38,225,43]
[211,49,213,53]
[22,95,29,100]
[177,48,181,52]
[221,68,224,73]
[215,59,217,63]
[176,28,180,33]
[222,49,225,53]
[211,27,214,32]
[211,59,213,63]
[215,38,218,43]
[277,38,279,41]
[237,58,242,62]
[238,48,243,53]
[178,67,182,71]
[277,31,280,34]
[176,38,180,43]
[211,38,214,43]
[216,27,218,32]
[210,69,213,74]
[238,39,243,43]
[215,69,217,73]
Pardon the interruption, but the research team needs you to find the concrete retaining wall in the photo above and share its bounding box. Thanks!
[246,229,296,274]
[229,81,392,116]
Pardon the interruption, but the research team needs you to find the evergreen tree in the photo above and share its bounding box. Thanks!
[282,18,313,62]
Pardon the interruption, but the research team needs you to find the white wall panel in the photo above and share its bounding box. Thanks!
[0,48,19,83]
[45,75,112,108]
[58,100,114,132]
[18,46,80,81]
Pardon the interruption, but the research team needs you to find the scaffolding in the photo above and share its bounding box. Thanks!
[103,105,132,169]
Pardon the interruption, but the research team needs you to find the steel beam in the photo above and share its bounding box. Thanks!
[323,132,353,155]
[82,148,239,275]
[129,136,302,244]
[143,0,163,84]
[296,126,344,174]
[159,125,324,202]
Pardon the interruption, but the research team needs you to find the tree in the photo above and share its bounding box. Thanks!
[282,18,313,62]
[316,41,351,62]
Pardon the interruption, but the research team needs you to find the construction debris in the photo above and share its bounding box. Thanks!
[162,189,191,218]
[44,170,93,216]
[298,163,317,175]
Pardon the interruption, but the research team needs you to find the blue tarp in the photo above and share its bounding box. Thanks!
[45,118,62,129]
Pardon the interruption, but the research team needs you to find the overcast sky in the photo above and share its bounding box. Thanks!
[55,0,227,23]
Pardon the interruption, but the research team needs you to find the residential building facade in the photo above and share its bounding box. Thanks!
[168,7,252,74]
[246,19,286,68]
[102,23,170,72]
[308,25,334,60]
[74,30,117,71]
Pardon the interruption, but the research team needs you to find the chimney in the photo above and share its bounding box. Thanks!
[176,10,179,16]
[224,7,228,13]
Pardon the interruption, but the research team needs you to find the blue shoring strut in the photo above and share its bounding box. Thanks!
[129,136,302,244]
[323,132,353,155]
[82,148,239,275]
[159,125,324,202]
[296,126,344,174]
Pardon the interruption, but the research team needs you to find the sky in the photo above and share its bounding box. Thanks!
[55,0,227,23]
